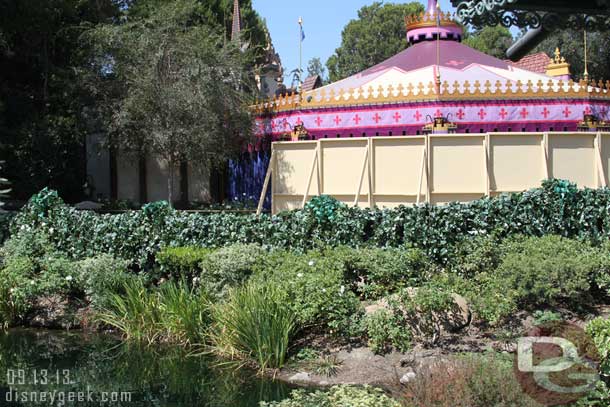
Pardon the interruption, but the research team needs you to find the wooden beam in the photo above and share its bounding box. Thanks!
[302,146,319,208]
[542,132,550,180]
[484,134,490,196]
[257,150,275,216]
[417,143,426,205]
[595,132,608,187]
[354,144,369,207]
[368,138,374,208]
[425,135,431,204]
[316,139,322,196]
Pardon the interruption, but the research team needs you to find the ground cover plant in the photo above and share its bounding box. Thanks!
[260,385,401,407]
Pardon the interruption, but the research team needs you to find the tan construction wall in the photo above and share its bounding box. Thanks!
[268,132,610,214]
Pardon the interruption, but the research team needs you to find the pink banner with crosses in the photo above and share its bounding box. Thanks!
[255,99,610,138]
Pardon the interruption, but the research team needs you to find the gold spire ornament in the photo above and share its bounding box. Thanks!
[546,47,571,79]
[584,29,589,82]
[435,0,442,92]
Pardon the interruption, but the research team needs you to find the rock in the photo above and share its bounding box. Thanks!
[491,341,517,353]
[400,354,416,367]
[365,290,471,332]
[364,298,390,316]
[400,370,417,384]
[74,201,103,210]
[28,296,81,329]
[288,372,311,383]
[446,293,471,331]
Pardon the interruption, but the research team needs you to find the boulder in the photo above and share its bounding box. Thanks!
[288,372,311,383]
[28,295,81,329]
[364,289,471,331]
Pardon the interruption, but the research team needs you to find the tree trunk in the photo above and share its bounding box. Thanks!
[167,159,174,207]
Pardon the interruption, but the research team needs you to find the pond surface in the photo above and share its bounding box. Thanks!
[0,329,294,406]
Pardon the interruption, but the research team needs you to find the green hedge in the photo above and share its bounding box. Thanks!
[8,179,610,268]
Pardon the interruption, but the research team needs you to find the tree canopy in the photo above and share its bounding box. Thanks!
[0,0,266,202]
[534,30,610,82]
[0,0,122,201]
[326,1,424,83]
[463,26,513,59]
[307,57,327,83]
[86,0,254,203]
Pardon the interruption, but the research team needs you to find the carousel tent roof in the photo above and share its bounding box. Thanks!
[255,0,610,138]
[307,36,559,100]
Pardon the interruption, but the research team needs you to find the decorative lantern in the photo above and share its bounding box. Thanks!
[422,115,457,135]
[279,123,310,141]
[577,114,610,132]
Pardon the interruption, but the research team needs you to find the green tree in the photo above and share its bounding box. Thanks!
[534,30,610,81]
[86,0,253,203]
[0,0,121,201]
[307,57,327,82]
[326,1,424,83]
[463,25,513,59]
[124,0,267,65]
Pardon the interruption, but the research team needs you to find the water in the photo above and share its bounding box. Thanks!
[0,329,294,406]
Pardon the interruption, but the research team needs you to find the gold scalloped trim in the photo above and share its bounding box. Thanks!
[252,79,610,114]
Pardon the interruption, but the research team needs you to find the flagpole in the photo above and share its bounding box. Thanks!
[299,16,303,93]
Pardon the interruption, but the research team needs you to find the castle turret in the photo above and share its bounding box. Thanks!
[405,0,463,45]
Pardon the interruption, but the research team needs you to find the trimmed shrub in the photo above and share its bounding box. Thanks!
[252,250,362,337]
[210,281,297,371]
[156,246,212,281]
[495,235,607,308]
[363,309,411,354]
[261,385,401,407]
[199,244,266,298]
[336,246,433,299]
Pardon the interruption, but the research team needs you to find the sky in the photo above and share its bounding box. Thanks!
[250,0,455,82]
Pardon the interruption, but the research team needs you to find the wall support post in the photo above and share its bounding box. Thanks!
[257,150,275,216]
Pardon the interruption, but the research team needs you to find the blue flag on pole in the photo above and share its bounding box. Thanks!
[300,25,305,42]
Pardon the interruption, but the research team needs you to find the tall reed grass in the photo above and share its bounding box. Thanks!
[96,279,209,345]
[210,282,297,372]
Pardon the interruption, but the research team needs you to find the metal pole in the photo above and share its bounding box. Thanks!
[299,17,303,93]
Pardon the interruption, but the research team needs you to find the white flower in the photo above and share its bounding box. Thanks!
[49,228,54,234]
[65,276,73,282]
[322,288,327,293]
[339,285,345,296]
[308,260,315,266]
[30,281,35,285]
[297,273,304,278]
[9,288,15,294]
